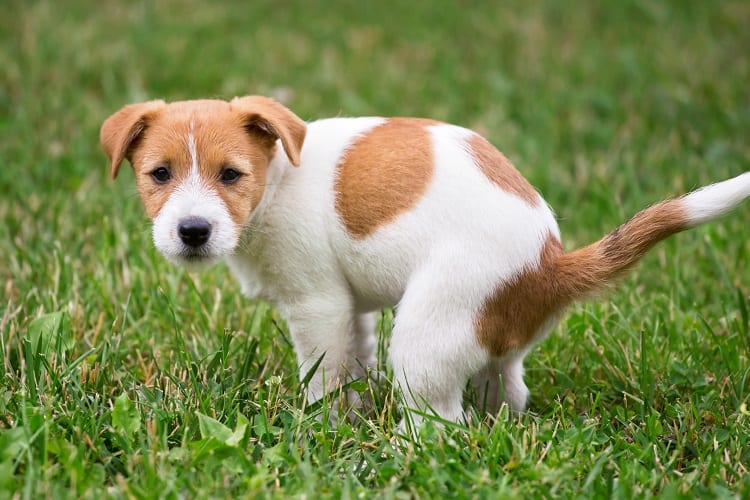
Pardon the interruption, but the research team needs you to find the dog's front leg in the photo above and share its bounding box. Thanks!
[283,294,360,420]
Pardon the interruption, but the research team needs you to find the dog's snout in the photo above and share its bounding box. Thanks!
[178,217,212,248]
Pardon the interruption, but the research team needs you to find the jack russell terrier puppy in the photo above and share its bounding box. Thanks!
[101,96,750,425]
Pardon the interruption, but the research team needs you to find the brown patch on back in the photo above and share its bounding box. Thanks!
[335,118,437,238]
[475,233,566,356]
[467,134,539,206]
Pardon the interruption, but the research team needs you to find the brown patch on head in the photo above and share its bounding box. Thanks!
[126,100,273,224]
[100,100,167,178]
[335,118,437,238]
[475,233,567,356]
[467,134,539,206]
[101,97,307,226]
[230,95,307,166]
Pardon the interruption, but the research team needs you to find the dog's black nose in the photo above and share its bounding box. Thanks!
[178,217,212,248]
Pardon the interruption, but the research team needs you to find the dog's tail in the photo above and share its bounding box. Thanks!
[554,172,750,300]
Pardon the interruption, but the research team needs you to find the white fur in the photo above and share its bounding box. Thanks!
[681,172,750,226]
[188,121,199,176]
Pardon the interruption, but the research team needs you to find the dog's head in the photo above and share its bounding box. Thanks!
[101,96,306,268]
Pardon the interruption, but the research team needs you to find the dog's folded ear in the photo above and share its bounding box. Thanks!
[230,96,307,167]
[101,100,166,179]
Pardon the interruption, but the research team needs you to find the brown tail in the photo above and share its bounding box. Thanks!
[554,171,750,301]
[554,198,689,300]
[476,174,749,357]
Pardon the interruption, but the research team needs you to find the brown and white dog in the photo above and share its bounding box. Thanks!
[101,96,750,425]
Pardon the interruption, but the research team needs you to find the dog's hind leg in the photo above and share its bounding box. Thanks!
[352,312,379,377]
[470,350,534,415]
[470,358,503,414]
[389,266,491,428]
[497,353,531,413]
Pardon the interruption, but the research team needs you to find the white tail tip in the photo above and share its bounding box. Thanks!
[681,172,750,226]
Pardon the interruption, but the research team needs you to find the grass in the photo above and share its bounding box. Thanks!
[1,0,749,497]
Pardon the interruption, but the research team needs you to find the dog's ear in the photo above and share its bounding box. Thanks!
[100,100,166,179]
[230,96,307,167]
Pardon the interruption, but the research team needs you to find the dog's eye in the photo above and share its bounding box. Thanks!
[219,167,242,184]
[150,166,171,184]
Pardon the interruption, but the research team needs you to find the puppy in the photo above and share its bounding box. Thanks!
[101,96,750,425]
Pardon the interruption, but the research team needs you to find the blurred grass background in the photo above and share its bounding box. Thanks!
[1,0,749,497]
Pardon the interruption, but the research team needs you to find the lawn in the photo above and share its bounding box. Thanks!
[2,0,749,497]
